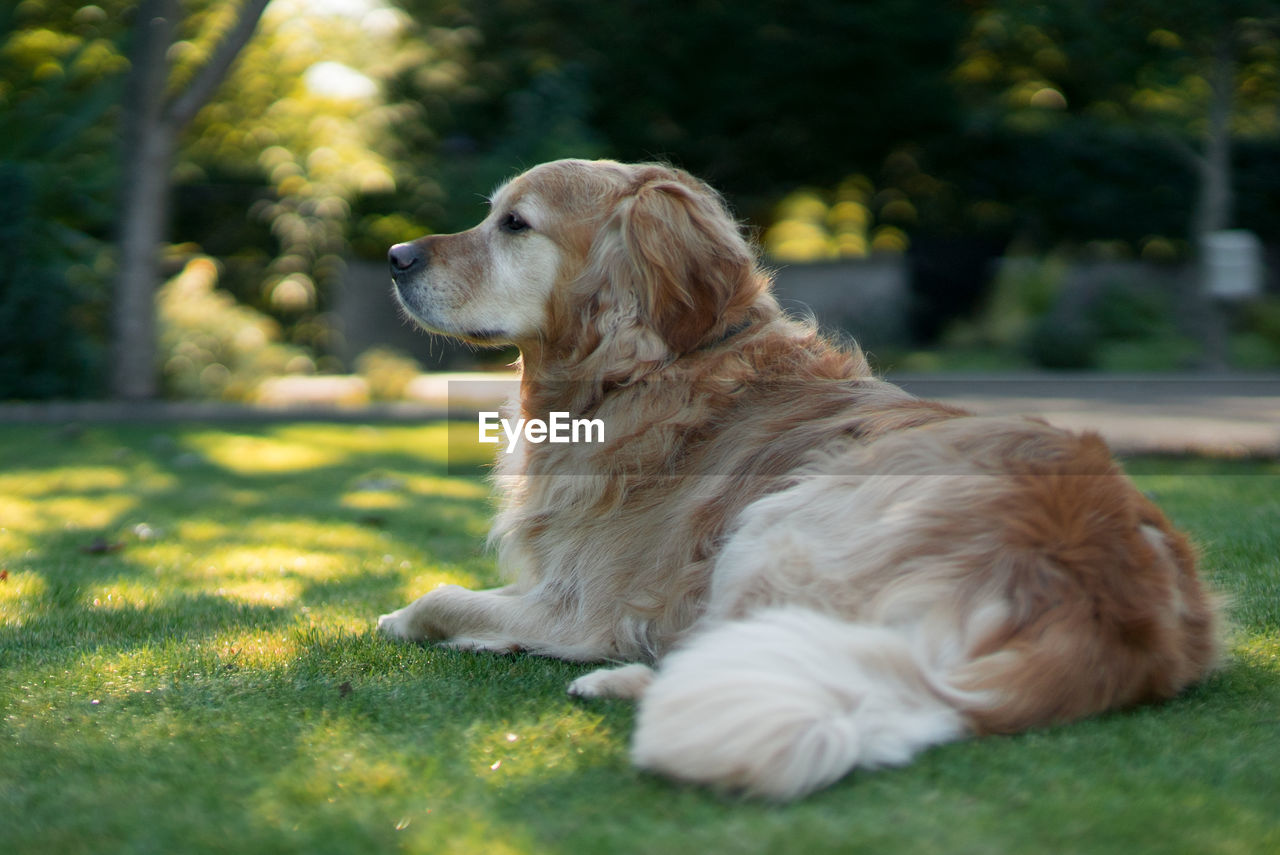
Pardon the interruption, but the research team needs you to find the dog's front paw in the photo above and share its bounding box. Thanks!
[377,606,419,641]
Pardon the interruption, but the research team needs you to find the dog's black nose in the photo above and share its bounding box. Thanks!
[388,242,425,274]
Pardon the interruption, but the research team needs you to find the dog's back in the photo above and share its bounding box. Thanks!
[627,413,1220,799]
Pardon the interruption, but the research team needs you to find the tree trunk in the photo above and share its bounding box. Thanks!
[111,0,176,400]
[1194,28,1236,370]
[110,0,271,400]
[1194,30,1234,243]
[112,127,176,400]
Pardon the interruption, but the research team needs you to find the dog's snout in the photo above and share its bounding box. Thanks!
[388,241,426,275]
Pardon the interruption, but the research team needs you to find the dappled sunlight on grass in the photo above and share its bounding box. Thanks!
[264,715,413,801]
[1236,632,1280,667]
[390,565,494,607]
[466,707,619,784]
[0,568,46,613]
[0,469,141,534]
[246,518,397,556]
[69,642,189,701]
[0,422,498,666]
[171,518,237,543]
[199,424,456,468]
[184,430,347,474]
[39,492,140,530]
[0,459,177,557]
[206,526,387,578]
[85,579,168,612]
[0,464,131,494]
[3,426,1276,854]
[399,817,539,855]
[0,498,38,552]
[403,473,490,499]
[0,463,178,498]
[342,490,410,511]
[214,578,301,607]
[212,628,304,670]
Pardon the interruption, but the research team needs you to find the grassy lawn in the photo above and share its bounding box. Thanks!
[2,423,1278,855]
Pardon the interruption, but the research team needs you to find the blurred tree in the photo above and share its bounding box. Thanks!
[112,0,270,400]
[173,0,426,365]
[0,1,129,399]
[953,0,1280,250]
[391,0,967,220]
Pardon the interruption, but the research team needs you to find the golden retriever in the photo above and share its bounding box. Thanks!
[377,159,1220,799]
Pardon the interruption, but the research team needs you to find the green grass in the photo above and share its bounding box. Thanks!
[1,423,1278,855]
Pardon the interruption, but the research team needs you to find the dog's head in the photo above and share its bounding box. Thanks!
[389,159,769,380]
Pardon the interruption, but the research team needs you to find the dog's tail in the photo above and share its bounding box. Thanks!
[630,607,976,800]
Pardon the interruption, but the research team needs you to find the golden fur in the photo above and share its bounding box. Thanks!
[378,159,1220,799]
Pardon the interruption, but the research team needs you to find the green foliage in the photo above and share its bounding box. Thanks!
[0,163,106,399]
[1088,280,1177,340]
[763,173,912,262]
[397,0,966,216]
[1241,296,1280,352]
[948,0,1280,248]
[1229,297,1280,369]
[415,62,609,234]
[349,214,430,262]
[945,257,1065,351]
[1096,334,1203,372]
[1023,315,1102,370]
[174,0,428,355]
[355,346,422,401]
[156,256,311,400]
[0,3,129,399]
[1,424,1278,853]
[1022,276,1204,371]
[5,0,1280,400]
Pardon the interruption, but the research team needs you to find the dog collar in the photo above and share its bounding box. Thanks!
[696,317,757,353]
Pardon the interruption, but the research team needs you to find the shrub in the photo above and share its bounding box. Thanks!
[1023,315,1099,370]
[1088,280,1176,341]
[1237,296,1280,366]
[355,346,422,401]
[0,16,122,399]
[0,162,106,399]
[157,256,313,400]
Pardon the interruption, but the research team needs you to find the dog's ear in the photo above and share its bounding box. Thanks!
[613,169,757,353]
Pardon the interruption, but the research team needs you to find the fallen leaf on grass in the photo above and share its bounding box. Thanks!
[80,537,124,555]
[353,476,404,492]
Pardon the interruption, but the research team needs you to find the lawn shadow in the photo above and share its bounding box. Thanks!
[1,421,498,622]
[0,593,294,661]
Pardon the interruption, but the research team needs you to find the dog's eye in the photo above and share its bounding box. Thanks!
[501,212,531,233]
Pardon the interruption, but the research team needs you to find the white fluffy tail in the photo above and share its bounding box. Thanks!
[630,607,971,800]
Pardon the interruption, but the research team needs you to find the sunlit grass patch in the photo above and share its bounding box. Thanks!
[342,489,410,511]
[466,707,620,783]
[209,627,306,670]
[0,424,1276,855]
[184,430,347,473]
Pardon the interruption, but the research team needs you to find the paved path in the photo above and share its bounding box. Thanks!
[2,373,1277,457]
[892,374,1280,457]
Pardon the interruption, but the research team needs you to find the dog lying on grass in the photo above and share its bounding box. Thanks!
[377,159,1220,800]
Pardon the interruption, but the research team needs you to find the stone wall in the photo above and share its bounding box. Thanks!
[770,257,910,348]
